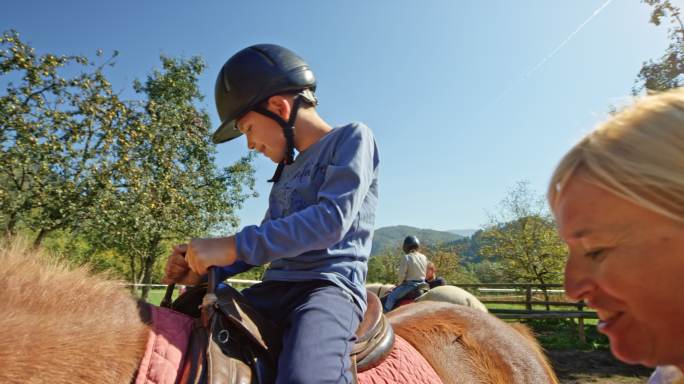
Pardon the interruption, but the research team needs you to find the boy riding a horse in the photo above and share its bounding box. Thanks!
[163,44,380,384]
[383,236,428,312]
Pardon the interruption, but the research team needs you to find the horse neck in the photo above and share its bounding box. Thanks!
[0,243,149,383]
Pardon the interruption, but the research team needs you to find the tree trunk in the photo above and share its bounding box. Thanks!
[136,254,145,284]
[32,228,50,248]
[140,257,153,302]
[140,237,160,301]
[4,213,17,237]
[128,254,137,294]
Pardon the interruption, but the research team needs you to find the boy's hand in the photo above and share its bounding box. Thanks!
[162,244,202,285]
[185,236,238,275]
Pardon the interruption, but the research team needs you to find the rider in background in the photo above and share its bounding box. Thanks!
[426,261,447,289]
[383,235,428,312]
[163,44,380,384]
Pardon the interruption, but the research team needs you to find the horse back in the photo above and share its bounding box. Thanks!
[387,302,559,384]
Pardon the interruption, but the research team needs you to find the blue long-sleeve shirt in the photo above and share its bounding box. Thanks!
[228,122,379,312]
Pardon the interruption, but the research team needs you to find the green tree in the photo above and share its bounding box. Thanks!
[422,243,479,284]
[0,30,134,246]
[367,248,401,284]
[0,31,130,275]
[634,0,684,93]
[0,31,257,296]
[87,56,256,299]
[467,260,504,283]
[480,181,567,306]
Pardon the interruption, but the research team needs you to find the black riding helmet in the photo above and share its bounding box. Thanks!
[403,236,420,253]
[213,44,317,182]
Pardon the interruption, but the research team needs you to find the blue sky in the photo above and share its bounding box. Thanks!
[2,1,673,231]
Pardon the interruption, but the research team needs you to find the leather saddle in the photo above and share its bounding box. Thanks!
[167,273,395,384]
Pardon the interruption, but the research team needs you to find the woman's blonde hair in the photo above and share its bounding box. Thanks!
[548,88,684,222]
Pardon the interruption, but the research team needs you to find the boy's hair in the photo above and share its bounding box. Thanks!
[257,89,318,111]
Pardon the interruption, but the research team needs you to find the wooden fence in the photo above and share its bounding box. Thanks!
[456,283,596,342]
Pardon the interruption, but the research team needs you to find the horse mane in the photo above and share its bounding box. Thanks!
[508,322,559,384]
[0,239,148,384]
[388,302,559,384]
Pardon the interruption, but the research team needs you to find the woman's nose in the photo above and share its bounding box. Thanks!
[564,254,595,302]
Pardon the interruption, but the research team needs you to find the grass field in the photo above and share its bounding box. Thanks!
[136,287,174,306]
[482,301,606,349]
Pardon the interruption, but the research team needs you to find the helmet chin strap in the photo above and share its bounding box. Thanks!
[252,95,304,183]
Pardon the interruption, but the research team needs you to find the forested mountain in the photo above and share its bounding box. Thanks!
[371,225,464,256]
[446,229,478,237]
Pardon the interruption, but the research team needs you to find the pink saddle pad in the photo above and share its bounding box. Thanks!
[135,306,194,384]
[358,334,443,384]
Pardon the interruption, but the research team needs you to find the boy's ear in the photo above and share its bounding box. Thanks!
[267,95,292,121]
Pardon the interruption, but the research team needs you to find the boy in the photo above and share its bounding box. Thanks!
[383,235,428,312]
[163,44,379,383]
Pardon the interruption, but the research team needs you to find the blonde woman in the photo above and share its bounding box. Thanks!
[548,88,684,383]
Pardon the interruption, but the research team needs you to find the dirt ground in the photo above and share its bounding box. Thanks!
[547,349,653,383]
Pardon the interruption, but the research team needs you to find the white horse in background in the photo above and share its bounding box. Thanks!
[366,283,489,313]
[366,282,395,298]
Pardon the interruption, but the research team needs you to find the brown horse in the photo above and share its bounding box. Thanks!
[0,241,559,384]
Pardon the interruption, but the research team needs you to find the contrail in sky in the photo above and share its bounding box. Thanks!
[488,0,614,108]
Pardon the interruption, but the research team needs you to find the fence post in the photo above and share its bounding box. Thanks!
[577,301,586,343]
[525,286,532,312]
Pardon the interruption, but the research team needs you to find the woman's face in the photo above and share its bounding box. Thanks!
[555,175,684,368]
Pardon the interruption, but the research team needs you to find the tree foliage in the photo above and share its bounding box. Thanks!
[423,243,479,284]
[0,30,134,245]
[634,0,684,93]
[367,247,401,284]
[86,56,256,298]
[0,31,257,298]
[479,181,567,290]
[366,242,477,285]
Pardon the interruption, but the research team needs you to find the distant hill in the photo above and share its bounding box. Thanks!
[445,229,478,238]
[371,225,464,256]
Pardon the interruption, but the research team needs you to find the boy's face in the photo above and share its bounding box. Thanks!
[237,106,287,164]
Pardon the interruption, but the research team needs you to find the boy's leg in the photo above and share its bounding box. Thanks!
[241,281,291,323]
[382,282,417,312]
[277,283,362,384]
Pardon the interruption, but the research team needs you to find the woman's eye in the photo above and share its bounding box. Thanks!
[585,248,605,259]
